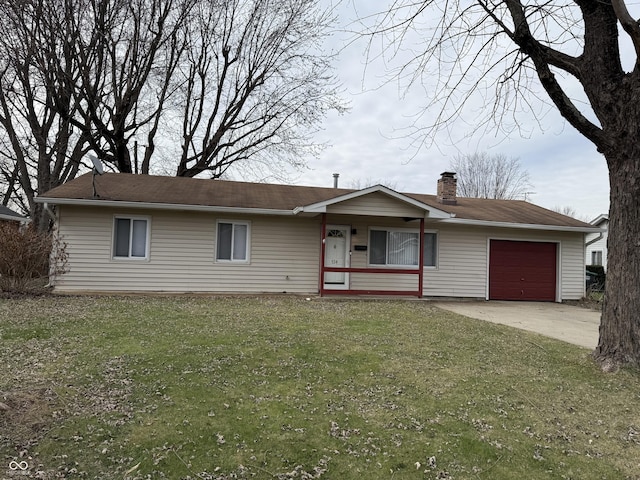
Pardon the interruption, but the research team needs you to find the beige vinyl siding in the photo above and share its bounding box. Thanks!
[55,206,586,299]
[559,232,587,300]
[327,192,425,218]
[422,225,488,298]
[420,225,585,301]
[55,206,321,293]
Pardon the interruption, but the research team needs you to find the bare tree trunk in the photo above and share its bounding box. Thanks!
[594,153,640,369]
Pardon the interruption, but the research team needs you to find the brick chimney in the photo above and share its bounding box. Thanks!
[437,171,457,205]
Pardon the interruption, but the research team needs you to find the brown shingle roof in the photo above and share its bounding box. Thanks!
[38,172,593,228]
[406,193,591,228]
[40,173,354,210]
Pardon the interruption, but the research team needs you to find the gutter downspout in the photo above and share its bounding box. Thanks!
[43,202,57,222]
[585,232,604,247]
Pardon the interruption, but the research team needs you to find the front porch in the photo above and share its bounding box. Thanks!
[318,213,427,298]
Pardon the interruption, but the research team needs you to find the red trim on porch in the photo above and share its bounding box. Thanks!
[319,213,327,297]
[323,267,419,275]
[419,217,425,298]
[319,217,426,298]
[322,289,420,296]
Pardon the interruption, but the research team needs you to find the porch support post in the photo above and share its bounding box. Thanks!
[319,213,327,296]
[418,217,425,298]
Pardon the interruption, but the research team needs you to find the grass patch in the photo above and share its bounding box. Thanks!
[1,296,639,479]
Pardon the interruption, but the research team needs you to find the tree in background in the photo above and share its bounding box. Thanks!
[0,0,92,229]
[174,0,344,180]
[551,205,592,223]
[364,1,640,370]
[450,152,531,200]
[0,0,342,226]
[347,178,399,190]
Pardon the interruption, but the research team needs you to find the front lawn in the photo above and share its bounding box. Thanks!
[1,296,638,479]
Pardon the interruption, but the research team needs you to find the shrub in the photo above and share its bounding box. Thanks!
[0,222,68,292]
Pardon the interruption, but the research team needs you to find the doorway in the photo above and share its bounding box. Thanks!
[323,225,350,290]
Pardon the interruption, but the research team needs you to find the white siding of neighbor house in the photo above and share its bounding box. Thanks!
[585,221,608,271]
[55,205,586,300]
[54,206,321,293]
[327,192,425,218]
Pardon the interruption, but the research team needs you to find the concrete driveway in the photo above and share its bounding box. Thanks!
[434,301,601,349]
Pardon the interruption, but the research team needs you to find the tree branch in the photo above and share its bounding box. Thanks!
[611,0,640,67]
[504,0,608,150]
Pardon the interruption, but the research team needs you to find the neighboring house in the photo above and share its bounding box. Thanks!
[585,214,608,271]
[0,205,28,226]
[36,172,600,301]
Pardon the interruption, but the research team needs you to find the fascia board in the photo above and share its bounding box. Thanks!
[442,217,605,233]
[36,197,295,216]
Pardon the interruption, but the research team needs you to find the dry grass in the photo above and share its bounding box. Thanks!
[1,296,639,479]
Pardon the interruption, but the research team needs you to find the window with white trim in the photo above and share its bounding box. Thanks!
[216,221,250,262]
[591,250,603,266]
[113,217,150,259]
[423,232,438,267]
[369,229,438,267]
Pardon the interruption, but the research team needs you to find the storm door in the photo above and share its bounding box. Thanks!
[323,226,350,289]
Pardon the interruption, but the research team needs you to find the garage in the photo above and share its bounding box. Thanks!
[489,240,557,301]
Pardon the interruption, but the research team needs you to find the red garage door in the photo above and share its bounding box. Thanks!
[489,240,557,301]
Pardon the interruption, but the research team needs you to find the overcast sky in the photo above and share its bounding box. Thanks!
[290,1,610,222]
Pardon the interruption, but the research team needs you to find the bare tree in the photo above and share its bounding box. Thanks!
[174,0,344,180]
[551,206,591,223]
[53,0,193,174]
[348,178,399,190]
[0,0,91,229]
[0,0,343,227]
[363,1,640,369]
[0,0,188,227]
[450,152,531,200]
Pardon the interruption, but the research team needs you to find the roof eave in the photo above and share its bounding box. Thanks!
[442,217,603,233]
[36,197,296,216]
[0,213,28,222]
[589,213,609,226]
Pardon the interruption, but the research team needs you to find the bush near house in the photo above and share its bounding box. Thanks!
[0,223,67,292]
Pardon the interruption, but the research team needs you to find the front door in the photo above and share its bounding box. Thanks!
[324,226,350,289]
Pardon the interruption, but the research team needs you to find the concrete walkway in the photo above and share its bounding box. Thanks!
[434,301,601,349]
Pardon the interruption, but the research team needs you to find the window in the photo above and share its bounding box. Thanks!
[216,221,250,262]
[369,229,438,267]
[113,217,149,259]
[591,250,603,266]
[423,232,437,267]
